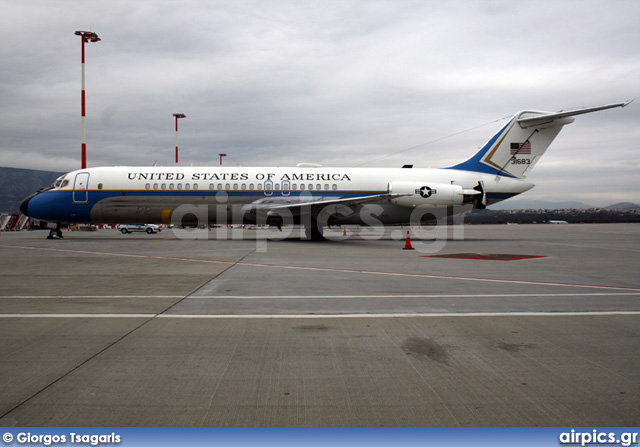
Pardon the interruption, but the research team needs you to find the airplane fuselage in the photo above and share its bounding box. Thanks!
[21,165,532,227]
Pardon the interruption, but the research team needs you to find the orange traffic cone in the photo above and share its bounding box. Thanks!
[403,230,414,250]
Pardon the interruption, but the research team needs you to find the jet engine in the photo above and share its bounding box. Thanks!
[388,181,485,208]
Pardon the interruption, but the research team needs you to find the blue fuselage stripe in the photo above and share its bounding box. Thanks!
[26,190,385,222]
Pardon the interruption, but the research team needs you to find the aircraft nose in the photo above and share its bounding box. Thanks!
[20,192,37,217]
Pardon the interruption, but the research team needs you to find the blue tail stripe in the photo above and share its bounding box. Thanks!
[445,118,516,177]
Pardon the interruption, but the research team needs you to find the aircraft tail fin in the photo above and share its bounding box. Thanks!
[447,101,632,179]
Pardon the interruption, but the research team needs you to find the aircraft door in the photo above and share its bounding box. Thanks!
[263,180,273,196]
[73,172,90,203]
[281,180,290,196]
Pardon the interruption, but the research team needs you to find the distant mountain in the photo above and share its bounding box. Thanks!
[604,202,640,211]
[0,166,64,214]
[489,199,595,210]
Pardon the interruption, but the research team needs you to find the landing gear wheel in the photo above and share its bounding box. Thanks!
[146,228,154,234]
[121,228,129,234]
[304,220,325,241]
[47,228,63,239]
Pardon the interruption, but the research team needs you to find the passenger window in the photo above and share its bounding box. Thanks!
[97,183,103,190]
[161,183,167,190]
[193,183,198,190]
[185,183,191,190]
[153,183,159,190]
[169,183,175,190]
[209,183,215,190]
[177,183,183,190]
[241,184,247,190]
[225,183,231,190]
[145,183,151,190]
[217,183,223,190]
[332,184,337,190]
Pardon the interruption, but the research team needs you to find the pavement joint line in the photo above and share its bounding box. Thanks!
[186,292,640,299]
[0,243,235,265]
[0,295,184,299]
[1,292,639,299]
[0,311,158,421]
[238,261,640,291]
[2,243,639,292]
[1,311,640,318]
[0,244,255,421]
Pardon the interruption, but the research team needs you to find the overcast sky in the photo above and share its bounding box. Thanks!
[1,0,639,206]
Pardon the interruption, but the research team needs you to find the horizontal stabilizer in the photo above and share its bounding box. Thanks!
[517,100,632,126]
[448,100,633,179]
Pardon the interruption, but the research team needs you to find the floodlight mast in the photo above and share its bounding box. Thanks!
[173,113,186,164]
[75,31,100,169]
[219,153,227,166]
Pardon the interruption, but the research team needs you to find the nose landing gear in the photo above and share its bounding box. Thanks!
[47,224,64,239]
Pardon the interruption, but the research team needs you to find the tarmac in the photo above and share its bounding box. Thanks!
[0,223,638,426]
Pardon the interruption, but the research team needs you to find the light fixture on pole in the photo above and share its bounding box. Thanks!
[173,113,186,164]
[75,31,100,170]
[219,153,227,166]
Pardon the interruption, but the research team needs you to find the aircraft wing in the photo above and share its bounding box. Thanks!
[271,193,400,211]
[517,100,632,125]
[243,193,404,217]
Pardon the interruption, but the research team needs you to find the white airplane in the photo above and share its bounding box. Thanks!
[545,216,569,224]
[20,101,631,240]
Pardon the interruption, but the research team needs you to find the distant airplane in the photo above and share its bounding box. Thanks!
[545,216,569,224]
[20,101,631,240]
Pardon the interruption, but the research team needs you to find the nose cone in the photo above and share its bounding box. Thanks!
[20,192,37,216]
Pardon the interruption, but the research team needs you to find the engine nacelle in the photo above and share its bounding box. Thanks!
[388,181,465,208]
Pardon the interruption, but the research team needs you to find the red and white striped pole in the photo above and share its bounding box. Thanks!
[75,31,100,170]
[173,113,186,164]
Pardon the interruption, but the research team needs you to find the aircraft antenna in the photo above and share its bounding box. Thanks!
[354,114,511,167]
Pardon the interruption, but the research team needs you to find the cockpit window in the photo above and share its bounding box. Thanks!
[51,175,68,189]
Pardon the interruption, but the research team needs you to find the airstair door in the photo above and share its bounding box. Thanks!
[73,172,90,203]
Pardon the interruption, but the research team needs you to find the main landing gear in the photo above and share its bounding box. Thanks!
[304,218,325,241]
